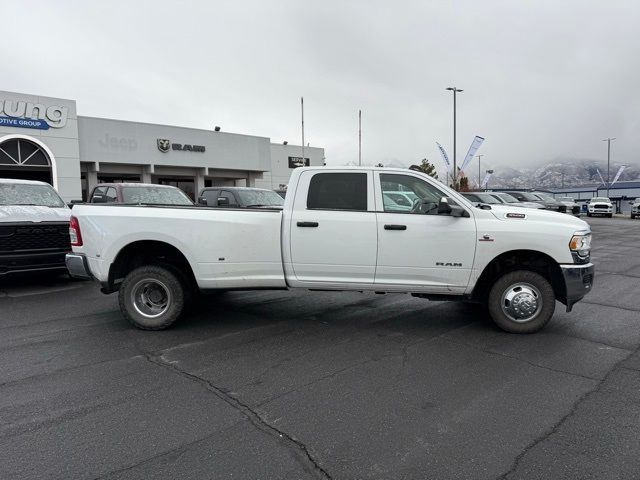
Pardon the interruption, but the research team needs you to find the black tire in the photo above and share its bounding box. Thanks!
[487,270,556,334]
[118,264,186,330]
[587,212,592,217]
[607,213,613,218]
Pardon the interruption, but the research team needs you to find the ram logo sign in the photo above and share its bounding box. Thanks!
[436,262,463,267]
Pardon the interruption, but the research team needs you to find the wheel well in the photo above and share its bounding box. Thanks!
[106,240,196,293]
[471,250,565,303]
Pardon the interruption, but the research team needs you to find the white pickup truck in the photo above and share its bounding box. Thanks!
[66,167,595,334]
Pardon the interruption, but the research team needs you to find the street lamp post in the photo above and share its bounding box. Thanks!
[603,137,616,198]
[446,87,463,190]
[476,154,484,189]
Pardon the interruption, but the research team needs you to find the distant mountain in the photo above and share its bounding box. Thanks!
[487,158,640,189]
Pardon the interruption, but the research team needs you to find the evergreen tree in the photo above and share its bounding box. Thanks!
[409,158,439,179]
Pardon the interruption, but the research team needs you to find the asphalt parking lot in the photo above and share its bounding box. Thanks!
[1,216,639,480]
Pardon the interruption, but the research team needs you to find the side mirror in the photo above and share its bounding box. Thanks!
[197,196,208,206]
[67,200,82,208]
[438,197,468,217]
[437,198,452,215]
[217,197,230,207]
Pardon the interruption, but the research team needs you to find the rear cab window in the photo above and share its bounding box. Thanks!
[291,170,375,213]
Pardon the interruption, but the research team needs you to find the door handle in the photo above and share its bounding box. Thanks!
[384,224,407,230]
[297,221,319,227]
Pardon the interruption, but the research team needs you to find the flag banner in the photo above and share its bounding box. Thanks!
[460,136,485,171]
[611,165,627,185]
[436,142,451,173]
[481,172,492,188]
[596,169,606,186]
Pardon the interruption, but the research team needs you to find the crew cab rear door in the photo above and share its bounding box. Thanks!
[288,170,377,284]
[374,171,476,291]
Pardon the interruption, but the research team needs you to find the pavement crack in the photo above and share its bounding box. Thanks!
[142,352,333,480]
[494,344,640,479]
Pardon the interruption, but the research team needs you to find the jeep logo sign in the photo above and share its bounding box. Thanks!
[0,100,68,129]
[157,139,205,153]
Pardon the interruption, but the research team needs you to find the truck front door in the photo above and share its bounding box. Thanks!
[374,172,476,291]
[289,171,377,284]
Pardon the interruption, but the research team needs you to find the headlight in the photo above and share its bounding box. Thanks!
[569,234,592,258]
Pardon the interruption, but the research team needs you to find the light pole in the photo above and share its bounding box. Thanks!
[446,87,463,189]
[603,137,616,198]
[476,154,484,189]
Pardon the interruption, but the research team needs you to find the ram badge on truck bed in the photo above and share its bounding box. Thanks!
[66,167,595,334]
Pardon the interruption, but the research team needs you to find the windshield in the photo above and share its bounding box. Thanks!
[592,197,610,202]
[236,189,285,207]
[532,192,555,201]
[122,186,193,205]
[472,193,501,204]
[514,192,543,202]
[0,183,66,207]
[493,192,518,203]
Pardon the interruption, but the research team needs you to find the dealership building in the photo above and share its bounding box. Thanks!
[0,90,325,201]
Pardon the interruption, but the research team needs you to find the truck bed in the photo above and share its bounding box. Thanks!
[72,204,286,289]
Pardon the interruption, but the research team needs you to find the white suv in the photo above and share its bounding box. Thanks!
[587,197,613,218]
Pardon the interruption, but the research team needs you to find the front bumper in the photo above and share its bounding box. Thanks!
[560,263,595,312]
[65,253,93,280]
[0,251,69,275]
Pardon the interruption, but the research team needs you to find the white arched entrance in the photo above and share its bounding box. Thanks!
[0,134,58,190]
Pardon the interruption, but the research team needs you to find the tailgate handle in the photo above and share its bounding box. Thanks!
[297,221,319,228]
[384,224,407,230]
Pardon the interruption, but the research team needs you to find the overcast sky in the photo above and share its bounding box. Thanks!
[4,0,639,175]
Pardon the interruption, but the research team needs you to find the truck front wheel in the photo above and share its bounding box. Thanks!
[118,265,185,330]
[487,270,555,334]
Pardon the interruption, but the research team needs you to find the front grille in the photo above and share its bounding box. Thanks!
[0,223,70,253]
[593,204,609,209]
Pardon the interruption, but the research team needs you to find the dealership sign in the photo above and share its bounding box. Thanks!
[288,156,310,168]
[0,100,69,129]
[157,138,205,153]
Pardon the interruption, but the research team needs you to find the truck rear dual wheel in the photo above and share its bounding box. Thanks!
[487,270,556,334]
[118,265,186,330]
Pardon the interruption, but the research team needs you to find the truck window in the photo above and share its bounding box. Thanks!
[380,174,445,214]
[202,190,220,206]
[307,173,367,211]
[105,187,118,203]
[219,191,238,207]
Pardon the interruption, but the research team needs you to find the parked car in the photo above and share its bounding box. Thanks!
[556,196,581,216]
[0,179,72,275]
[88,183,193,205]
[630,199,640,219]
[67,166,594,334]
[587,197,613,218]
[489,192,546,209]
[498,191,547,210]
[530,192,568,213]
[197,186,285,208]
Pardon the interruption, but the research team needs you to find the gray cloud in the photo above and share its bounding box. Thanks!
[4,0,639,177]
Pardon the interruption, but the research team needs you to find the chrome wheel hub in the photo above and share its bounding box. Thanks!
[501,283,542,323]
[131,279,171,318]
